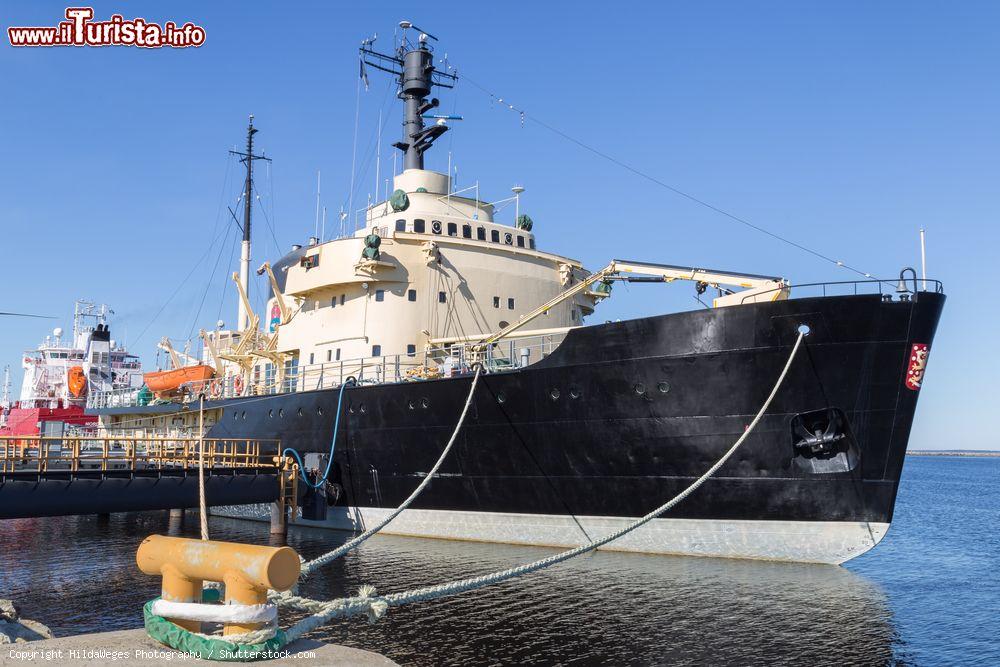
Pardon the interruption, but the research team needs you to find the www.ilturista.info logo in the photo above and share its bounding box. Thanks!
[7,7,205,48]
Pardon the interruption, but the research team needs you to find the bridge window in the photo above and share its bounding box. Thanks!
[395,219,406,232]
[335,348,341,361]
[330,296,336,308]
[447,222,458,236]
[407,344,416,357]
[326,350,332,362]
[309,352,315,365]
[340,294,345,306]
[372,345,382,357]
[414,219,425,233]
[493,296,500,308]
[477,227,486,241]
[431,220,442,234]
[439,291,447,303]
[504,233,513,245]
[508,298,515,310]
[462,224,472,238]
[408,289,417,302]
[529,238,536,250]
[491,229,500,243]
[375,289,385,302]
[517,236,525,248]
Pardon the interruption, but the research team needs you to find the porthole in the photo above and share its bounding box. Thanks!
[657,381,670,394]
[408,399,416,410]
[233,412,238,421]
[348,405,355,414]
[798,324,812,336]
[241,411,247,420]
[634,383,646,395]
[297,407,303,417]
[278,408,284,418]
[421,397,430,409]
[431,220,442,234]
[316,406,324,416]
[268,409,274,418]
[497,392,507,404]
[569,388,581,399]
[504,233,513,245]
[360,403,367,414]
[550,388,561,400]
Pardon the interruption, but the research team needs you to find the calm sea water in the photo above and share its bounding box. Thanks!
[1,456,997,665]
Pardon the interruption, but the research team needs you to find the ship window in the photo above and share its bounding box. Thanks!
[504,233,513,245]
[493,296,500,308]
[330,297,336,308]
[414,219,426,233]
[477,227,486,241]
[395,219,406,232]
[529,238,536,249]
[462,224,472,238]
[447,222,457,236]
[491,229,500,243]
[326,350,332,362]
[508,298,515,310]
[571,309,578,321]
[372,345,382,357]
[375,289,385,302]
[340,294,345,306]
[516,236,525,248]
[431,220,442,234]
[335,348,341,361]
[407,344,416,357]
[408,289,417,302]
[438,291,447,303]
[309,353,314,365]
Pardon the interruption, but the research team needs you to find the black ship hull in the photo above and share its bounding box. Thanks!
[207,291,943,563]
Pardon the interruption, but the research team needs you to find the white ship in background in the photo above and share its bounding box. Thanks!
[0,301,143,436]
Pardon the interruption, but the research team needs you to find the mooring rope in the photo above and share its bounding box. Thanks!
[198,396,209,541]
[270,332,805,643]
[157,333,803,653]
[298,365,482,579]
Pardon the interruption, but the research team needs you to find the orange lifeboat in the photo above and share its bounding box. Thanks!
[67,366,87,398]
[143,365,216,394]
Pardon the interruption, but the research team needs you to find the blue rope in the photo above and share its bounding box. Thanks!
[282,378,354,489]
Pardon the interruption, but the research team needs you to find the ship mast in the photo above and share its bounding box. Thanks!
[230,115,270,331]
[360,21,458,171]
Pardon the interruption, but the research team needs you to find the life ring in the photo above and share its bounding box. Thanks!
[233,375,244,396]
[209,379,221,398]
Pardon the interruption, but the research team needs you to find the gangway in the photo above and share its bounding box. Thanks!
[0,435,297,520]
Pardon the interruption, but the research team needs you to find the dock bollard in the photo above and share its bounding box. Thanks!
[136,535,300,636]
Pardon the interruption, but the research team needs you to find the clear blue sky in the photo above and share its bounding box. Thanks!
[1,2,996,449]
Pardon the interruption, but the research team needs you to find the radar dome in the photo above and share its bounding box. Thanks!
[53,327,63,338]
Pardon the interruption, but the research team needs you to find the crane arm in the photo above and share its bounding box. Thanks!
[231,272,257,326]
[473,259,789,350]
[256,262,292,325]
[157,337,199,369]
[198,329,224,376]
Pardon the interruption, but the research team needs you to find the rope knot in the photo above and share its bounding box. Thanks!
[356,585,388,624]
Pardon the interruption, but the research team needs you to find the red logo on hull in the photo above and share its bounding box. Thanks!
[905,343,930,391]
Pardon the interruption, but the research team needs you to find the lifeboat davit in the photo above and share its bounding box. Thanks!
[143,365,215,394]
[67,366,87,398]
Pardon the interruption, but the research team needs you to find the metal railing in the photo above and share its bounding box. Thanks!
[86,332,572,409]
[738,278,945,305]
[0,435,280,475]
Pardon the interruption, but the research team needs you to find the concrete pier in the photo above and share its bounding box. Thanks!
[0,629,396,665]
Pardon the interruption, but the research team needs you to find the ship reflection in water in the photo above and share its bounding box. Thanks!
[0,512,898,665]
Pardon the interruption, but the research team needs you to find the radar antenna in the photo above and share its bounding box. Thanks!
[360,21,458,171]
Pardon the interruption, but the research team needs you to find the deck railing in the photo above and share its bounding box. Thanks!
[86,330,571,410]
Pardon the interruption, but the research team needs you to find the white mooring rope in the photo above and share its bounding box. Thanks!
[298,365,483,579]
[179,333,803,648]
[198,395,209,541]
[265,332,806,643]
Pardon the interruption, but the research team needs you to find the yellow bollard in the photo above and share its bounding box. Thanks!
[136,535,300,636]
